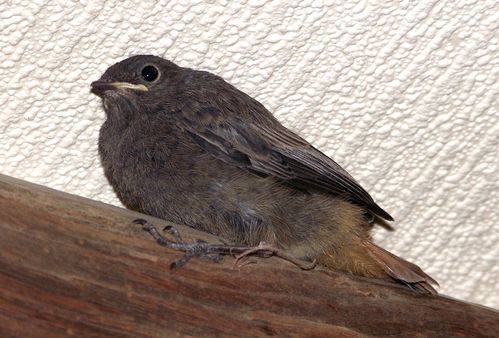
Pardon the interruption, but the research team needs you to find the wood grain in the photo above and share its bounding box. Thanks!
[0,174,497,337]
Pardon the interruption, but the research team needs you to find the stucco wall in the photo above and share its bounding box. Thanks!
[1,0,498,308]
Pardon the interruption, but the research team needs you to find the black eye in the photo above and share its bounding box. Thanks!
[141,65,159,82]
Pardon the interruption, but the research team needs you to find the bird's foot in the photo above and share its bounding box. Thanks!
[233,241,276,268]
[133,219,223,269]
[133,219,317,270]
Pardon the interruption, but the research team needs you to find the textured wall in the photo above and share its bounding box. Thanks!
[1,0,498,308]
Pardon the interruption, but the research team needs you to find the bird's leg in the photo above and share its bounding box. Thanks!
[133,219,316,270]
[233,241,276,268]
[233,241,317,270]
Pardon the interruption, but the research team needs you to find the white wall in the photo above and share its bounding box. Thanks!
[1,0,497,308]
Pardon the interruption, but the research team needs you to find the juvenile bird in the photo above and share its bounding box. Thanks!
[91,55,437,294]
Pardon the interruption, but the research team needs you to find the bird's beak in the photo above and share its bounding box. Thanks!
[90,81,149,96]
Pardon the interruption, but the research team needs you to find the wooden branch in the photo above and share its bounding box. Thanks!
[0,174,497,338]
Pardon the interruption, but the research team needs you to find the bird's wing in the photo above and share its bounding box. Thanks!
[174,91,393,221]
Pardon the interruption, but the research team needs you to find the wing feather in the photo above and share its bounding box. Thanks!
[175,75,393,221]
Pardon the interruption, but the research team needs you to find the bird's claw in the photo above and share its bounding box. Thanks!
[134,218,316,271]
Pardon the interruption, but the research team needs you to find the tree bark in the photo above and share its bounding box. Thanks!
[0,174,497,337]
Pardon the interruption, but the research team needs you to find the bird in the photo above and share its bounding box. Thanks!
[91,55,438,294]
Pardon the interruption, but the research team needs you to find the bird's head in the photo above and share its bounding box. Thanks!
[91,55,180,121]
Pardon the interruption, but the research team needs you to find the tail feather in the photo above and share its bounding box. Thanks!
[364,241,439,295]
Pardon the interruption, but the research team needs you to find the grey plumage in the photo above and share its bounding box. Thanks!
[91,55,437,294]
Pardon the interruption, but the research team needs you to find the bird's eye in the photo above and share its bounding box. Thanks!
[141,65,159,82]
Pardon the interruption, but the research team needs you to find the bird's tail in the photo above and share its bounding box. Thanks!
[363,241,438,295]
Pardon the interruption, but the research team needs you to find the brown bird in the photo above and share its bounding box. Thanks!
[91,55,438,294]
